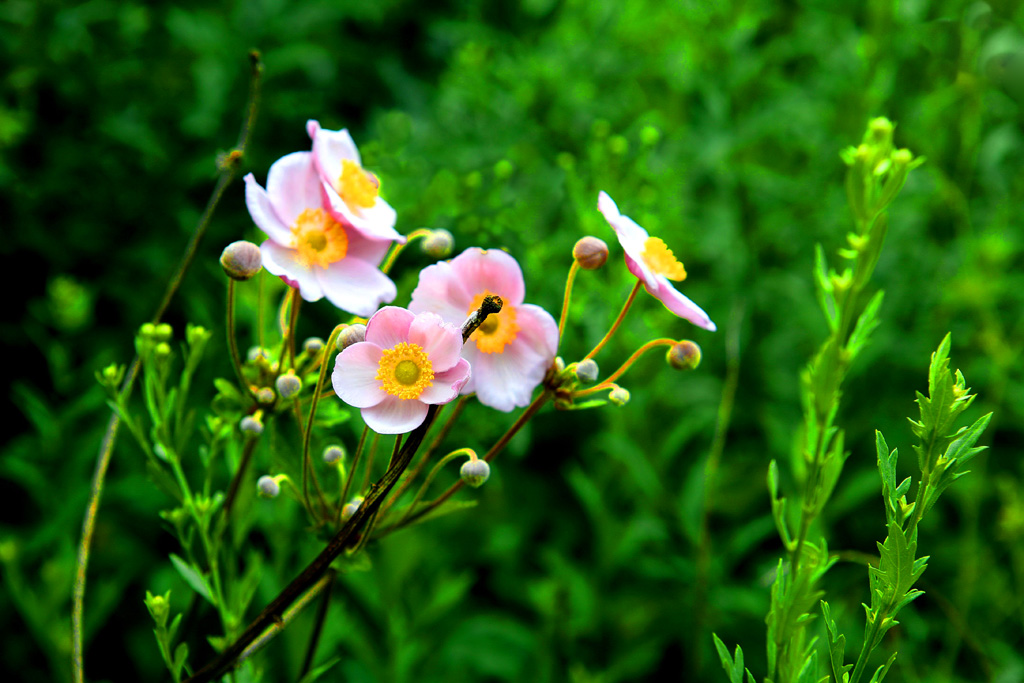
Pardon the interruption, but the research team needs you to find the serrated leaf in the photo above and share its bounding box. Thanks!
[822,601,852,683]
[712,634,749,683]
[847,290,884,361]
[875,431,900,524]
[169,554,213,605]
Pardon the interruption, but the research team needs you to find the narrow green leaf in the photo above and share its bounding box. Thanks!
[868,652,898,683]
[822,601,852,683]
[847,290,884,360]
[169,554,213,605]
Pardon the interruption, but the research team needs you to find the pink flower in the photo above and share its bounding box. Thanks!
[332,307,471,434]
[244,152,397,317]
[307,120,405,244]
[410,248,559,412]
[597,191,716,331]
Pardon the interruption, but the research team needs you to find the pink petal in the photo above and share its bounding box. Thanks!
[648,278,717,331]
[361,395,429,435]
[418,358,471,404]
[516,303,560,359]
[408,313,463,371]
[597,191,620,221]
[449,248,525,306]
[332,343,386,408]
[345,227,392,268]
[323,183,404,243]
[317,258,397,318]
[311,125,361,184]
[244,174,294,245]
[409,260,474,322]
[260,241,324,302]
[465,339,546,412]
[266,152,322,227]
[364,306,415,349]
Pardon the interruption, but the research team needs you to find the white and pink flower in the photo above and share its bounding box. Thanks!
[597,191,716,331]
[307,120,404,244]
[332,307,471,434]
[410,248,559,412]
[244,152,398,317]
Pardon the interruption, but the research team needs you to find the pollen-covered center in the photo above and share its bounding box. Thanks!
[641,237,687,281]
[467,292,519,354]
[338,159,380,211]
[291,208,348,268]
[376,342,434,400]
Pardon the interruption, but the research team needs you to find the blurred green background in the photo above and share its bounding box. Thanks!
[2,0,1023,681]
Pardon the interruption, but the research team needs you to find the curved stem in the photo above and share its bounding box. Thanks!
[380,229,431,274]
[72,52,264,683]
[558,260,580,341]
[573,338,676,398]
[398,448,475,525]
[302,325,345,519]
[583,280,642,361]
[226,279,255,401]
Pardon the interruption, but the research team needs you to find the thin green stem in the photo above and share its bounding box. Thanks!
[302,325,345,520]
[299,569,336,679]
[380,228,431,274]
[573,338,676,398]
[584,280,642,361]
[558,260,580,341]
[398,449,475,525]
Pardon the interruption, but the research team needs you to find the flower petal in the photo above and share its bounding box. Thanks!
[409,260,474,322]
[418,358,471,404]
[648,278,717,331]
[260,241,324,301]
[345,227,392,268]
[364,306,415,350]
[408,312,463,371]
[244,174,293,245]
[323,184,405,243]
[266,152,322,227]
[466,339,546,412]
[448,248,525,306]
[310,123,361,181]
[361,395,429,435]
[332,343,386,408]
[516,303,560,360]
[316,258,397,318]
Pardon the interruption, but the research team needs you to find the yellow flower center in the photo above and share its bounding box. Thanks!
[338,159,380,211]
[641,236,687,281]
[376,342,434,399]
[291,208,348,269]
[467,291,519,354]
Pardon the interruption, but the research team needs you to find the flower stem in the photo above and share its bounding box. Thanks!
[72,51,264,683]
[380,229,432,274]
[299,569,336,680]
[573,338,676,398]
[302,325,346,520]
[558,260,580,341]
[584,280,642,361]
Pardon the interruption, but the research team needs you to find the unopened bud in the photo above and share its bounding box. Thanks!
[322,444,345,464]
[220,241,263,281]
[240,415,264,435]
[255,387,275,404]
[186,324,211,347]
[257,475,280,498]
[303,337,325,354]
[275,372,302,400]
[139,322,156,338]
[341,497,363,521]
[422,229,455,258]
[608,386,631,406]
[154,342,172,358]
[336,324,367,351]
[247,346,270,362]
[575,359,599,383]
[460,458,491,488]
[154,324,173,341]
[573,236,609,270]
[666,341,701,371]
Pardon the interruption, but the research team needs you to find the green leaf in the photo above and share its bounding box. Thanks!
[846,290,884,361]
[768,460,792,547]
[822,601,852,683]
[298,656,341,683]
[813,244,838,330]
[910,334,976,474]
[169,554,213,605]
[712,634,753,683]
[172,642,189,678]
[868,652,898,683]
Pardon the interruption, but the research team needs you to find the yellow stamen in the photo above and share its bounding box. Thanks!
[641,237,687,281]
[376,342,434,399]
[291,208,348,269]
[338,159,380,211]
[467,291,519,354]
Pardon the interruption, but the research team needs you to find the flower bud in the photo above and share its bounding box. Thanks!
[186,324,211,347]
[336,324,367,351]
[666,341,701,371]
[139,322,156,338]
[154,323,173,341]
[240,414,264,435]
[460,458,491,488]
[247,346,270,362]
[341,496,363,521]
[575,359,599,383]
[154,342,172,358]
[257,475,280,498]
[255,387,276,404]
[303,337,325,354]
[608,386,631,406]
[573,236,609,270]
[422,229,455,258]
[275,372,302,400]
[220,241,263,281]
[322,444,345,465]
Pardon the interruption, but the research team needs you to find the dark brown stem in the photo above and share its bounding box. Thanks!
[299,569,336,679]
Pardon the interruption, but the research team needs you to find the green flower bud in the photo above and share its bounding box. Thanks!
[275,372,301,400]
[575,359,599,383]
[139,322,156,338]
[303,337,325,354]
[154,342,172,358]
[240,415,263,435]
[96,363,125,389]
[640,125,661,146]
[422,229,455,258]
[154,323,173,341]
[666,341,701,371]
[322,444,345,465]
[186,324,211,347]
[255,387,276,404]
[248,346,270,362]
[608,386,631,406]
[460,458,490,488]
[220,240,263,281]
[257,475,280,498]
[573,236,608,270]
[336,324,367,351]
